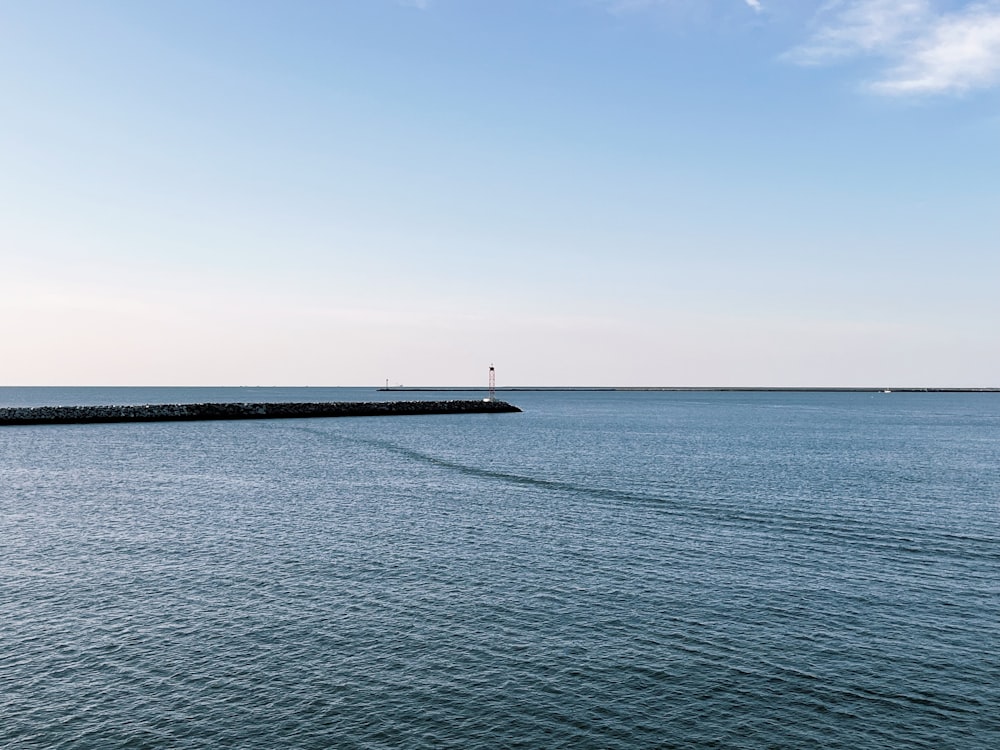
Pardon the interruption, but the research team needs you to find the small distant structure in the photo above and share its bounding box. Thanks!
[486,364,496,402]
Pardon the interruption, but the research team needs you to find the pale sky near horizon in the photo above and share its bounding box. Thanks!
[2,0,998,386]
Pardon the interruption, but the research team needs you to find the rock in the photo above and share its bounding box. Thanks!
[0,400,522,426]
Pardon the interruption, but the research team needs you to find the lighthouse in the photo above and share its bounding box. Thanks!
[487,364,496,402]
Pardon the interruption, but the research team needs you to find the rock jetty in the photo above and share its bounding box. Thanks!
[0,400,522,426]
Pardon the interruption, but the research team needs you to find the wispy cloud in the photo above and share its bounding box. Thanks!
[790,0,930,63]
[745,0,763,11]
[790,1,1000,95]
[874,4,1000,93]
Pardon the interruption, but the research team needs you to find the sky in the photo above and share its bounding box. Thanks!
[2,0,998,387]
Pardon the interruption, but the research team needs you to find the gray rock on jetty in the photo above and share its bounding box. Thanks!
[0,400,522,426]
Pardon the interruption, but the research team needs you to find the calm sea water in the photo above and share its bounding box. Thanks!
[2,388,998,749]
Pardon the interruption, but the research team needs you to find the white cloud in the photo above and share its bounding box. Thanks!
[874,5,1000,92]
[591,0,1000,94]
[791,1,1000,95]
[790,0,930,63]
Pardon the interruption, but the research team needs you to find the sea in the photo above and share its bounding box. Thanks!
[2,387,998,749]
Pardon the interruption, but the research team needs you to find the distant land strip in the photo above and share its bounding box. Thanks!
[0,400,521,426]
[378,387,1000,393]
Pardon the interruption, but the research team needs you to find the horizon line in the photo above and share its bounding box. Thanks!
[3,385,999,393]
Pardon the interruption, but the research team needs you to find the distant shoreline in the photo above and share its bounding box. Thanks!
[377,387,1000,393]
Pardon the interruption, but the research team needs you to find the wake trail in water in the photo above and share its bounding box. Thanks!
[289,424,1000,564]
[294,424,665,508]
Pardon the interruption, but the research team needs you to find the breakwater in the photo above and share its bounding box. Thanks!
[0,400,521,426]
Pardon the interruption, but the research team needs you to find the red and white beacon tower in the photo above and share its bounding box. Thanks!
[488,364,496,402]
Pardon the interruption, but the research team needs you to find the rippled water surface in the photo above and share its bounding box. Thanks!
[2,389,998,748]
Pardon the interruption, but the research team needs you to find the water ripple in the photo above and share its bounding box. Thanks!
[2,392,998,748]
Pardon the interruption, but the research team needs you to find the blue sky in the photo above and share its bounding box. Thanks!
[2,0,998,386]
